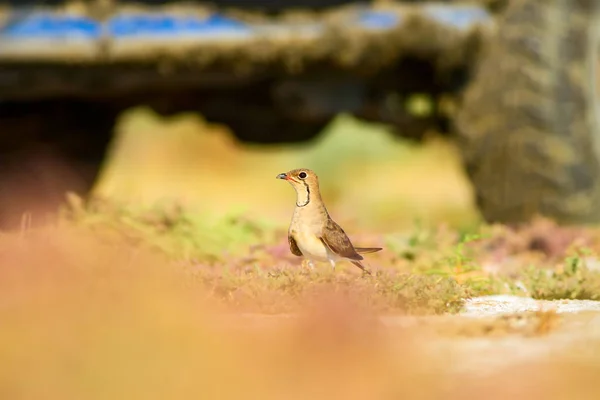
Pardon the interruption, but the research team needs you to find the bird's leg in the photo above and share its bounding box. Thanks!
[302,259,316,270]
[329,259,336,271]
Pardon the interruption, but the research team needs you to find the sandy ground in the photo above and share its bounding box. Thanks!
[462,295,600,316]
[218,296,600,377]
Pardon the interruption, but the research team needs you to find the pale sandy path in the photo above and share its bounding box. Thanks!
[218,295,600,377]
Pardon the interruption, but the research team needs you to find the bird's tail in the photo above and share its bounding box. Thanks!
[355,247,382,254]
[351,260,372,275]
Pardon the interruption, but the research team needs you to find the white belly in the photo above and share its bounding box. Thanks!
[294,231,331,262]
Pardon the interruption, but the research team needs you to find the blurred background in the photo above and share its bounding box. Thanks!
[1,0,598,231]
[92,107,477,232]
[0,0,499,232]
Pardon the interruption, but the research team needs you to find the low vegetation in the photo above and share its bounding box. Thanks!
[54,195,600,316]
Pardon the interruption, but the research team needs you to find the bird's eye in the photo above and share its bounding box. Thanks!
[298,172,307,179]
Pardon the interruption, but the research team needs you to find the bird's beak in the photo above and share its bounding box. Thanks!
[276,173,287,180]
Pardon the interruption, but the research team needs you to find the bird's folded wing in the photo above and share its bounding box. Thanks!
[320,219,363,261]
[288,234,303,256]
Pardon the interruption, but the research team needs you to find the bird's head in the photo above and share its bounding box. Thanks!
[276,169,320,206]
[276,168,319,188]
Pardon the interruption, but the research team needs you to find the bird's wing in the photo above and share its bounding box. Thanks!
[320,218,363,261]
[288,233,303,257]
[354,247,383,254]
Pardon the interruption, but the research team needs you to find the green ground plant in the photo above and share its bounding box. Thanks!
[520,251,600,301]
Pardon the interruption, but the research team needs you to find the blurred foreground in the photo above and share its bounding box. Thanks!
[1,226,600,399]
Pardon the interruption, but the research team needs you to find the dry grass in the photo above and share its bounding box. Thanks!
[58,199,472,315]
[54,194,600,314]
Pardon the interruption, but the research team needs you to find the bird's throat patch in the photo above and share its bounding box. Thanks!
[296,181,310,207]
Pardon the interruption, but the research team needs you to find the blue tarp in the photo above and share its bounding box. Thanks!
[0,5,489,41]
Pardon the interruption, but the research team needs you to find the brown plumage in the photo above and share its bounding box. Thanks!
[288,235,302,257]
[277,168,382,274]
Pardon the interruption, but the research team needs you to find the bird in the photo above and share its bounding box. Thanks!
[276,168,382,275]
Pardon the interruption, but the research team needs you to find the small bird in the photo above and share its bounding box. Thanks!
[276,168,382,275]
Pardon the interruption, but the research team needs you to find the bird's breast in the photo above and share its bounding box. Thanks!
[291,204,326,228]
[289,203,331,261]
[292,231,329,261]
